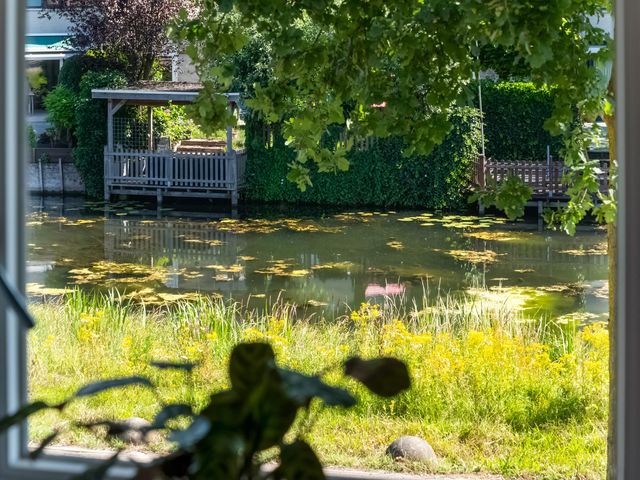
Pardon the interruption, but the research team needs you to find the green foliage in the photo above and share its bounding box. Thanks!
[244,109,481,209]
[26,67,48,94]
[479,82,563,161]
[27,125,37,150]
[175,0,616,234]
[26,292,608,477]
[469,176,533,220]
[44,85,78,133]
[73,70,128,197]
[176,0,611,211]
[58,53,125,93]
[3,338,408,480]
[479,45,531,81]
[153,104,206,143]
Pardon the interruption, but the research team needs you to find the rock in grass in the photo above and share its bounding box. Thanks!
[117,417,153,445]
[386,436,437,463]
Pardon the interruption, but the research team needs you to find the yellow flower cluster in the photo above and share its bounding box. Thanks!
[76,311,104,344]
[350,302,381,325]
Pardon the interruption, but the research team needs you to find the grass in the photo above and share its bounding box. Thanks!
[27,289,608,479]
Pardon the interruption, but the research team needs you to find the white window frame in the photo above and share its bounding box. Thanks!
[1,0,640,478]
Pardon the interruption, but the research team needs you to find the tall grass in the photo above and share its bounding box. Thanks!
[27,289,608,479]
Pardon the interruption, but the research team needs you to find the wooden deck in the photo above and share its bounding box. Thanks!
[104,148,246,206]
[474,155,610,212]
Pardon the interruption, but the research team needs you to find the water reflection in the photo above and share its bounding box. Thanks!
[26,196,609,320]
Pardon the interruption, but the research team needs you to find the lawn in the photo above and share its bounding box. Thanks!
[27,290,608,479]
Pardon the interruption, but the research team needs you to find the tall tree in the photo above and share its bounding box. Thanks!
[47,0,195,81]
[176,2,615,476]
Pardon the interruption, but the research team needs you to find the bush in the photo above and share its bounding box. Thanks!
[244,109,481,210]
[152,104,206,144]
[44,85,78,133]
[73,70,128,197]
[58,53,126,92]
[479,81,562,161]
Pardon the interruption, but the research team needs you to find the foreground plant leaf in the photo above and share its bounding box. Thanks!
[0,401,53,432]
[150,361,197,372]
[168,415,211,449]
[29,430,60,459]
[275,440,325,480]
[278,368,356,408]
[229,342,275,394]
[75,376,154,398]
[152,404,194,429]
[344,357,410,397]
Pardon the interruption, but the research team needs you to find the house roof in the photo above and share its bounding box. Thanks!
[25,34,76,60]
[92,82,240,106]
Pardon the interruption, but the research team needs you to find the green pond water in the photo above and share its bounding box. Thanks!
[25,196,608,322]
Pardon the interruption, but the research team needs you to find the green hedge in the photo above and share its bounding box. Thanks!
[244,109,481,210]
[73,70,128,197]
[479,81,562,161]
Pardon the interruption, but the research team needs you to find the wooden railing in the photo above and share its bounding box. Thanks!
[104,147,246,205]
[474,156,610,199]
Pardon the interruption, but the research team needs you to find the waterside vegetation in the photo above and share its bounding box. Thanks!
[28,289,608,479]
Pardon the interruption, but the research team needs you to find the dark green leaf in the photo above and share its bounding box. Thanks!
[252,377,298,451]
[0,401,51,433]
[29,430,59,459]
[278,368,356,407]
[151,404,193,429]
[75,376,154,398]
[229,342,275,394]
[168,415,211,449]
[275,440,325,480]
[344,357,410,397]
[150,361,197,372]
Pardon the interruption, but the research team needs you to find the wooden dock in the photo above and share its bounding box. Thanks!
[93,83,245,207]
[104,147,246,206]
[474,155,610,214]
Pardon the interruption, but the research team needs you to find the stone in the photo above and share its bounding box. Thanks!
[386,435,438,463]
[116,417,153,445]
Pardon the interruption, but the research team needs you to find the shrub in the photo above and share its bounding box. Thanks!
[58,53,126,93]
[44,85,78,133]
[73,70,128,197]
[27,125,37,150]
[479,81,562,161]
[244,109,481,210]
[152,104,206,144]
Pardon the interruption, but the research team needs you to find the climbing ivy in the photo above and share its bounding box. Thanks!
[244,109,481,210]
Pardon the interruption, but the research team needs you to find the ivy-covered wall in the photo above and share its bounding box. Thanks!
[479,81,562,161]
[244,109,481,210]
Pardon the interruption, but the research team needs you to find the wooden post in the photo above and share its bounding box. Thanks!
[477,154,486,187]
[58,158,64,195]
[107,99,114,152]
[38,158,43,194]
[148,106,154,151]
[226,125,234,154]
[104,146,110,202]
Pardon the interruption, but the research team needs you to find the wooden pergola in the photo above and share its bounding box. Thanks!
[92,82,244,207]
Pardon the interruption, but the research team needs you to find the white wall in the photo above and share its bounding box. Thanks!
[172,53,200,83]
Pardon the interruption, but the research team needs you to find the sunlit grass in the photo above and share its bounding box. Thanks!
[27,289,607,479]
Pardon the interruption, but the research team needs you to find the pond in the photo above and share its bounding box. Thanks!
[25,196,608,323]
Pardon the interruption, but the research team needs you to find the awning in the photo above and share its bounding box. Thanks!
[25,34,76,60]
